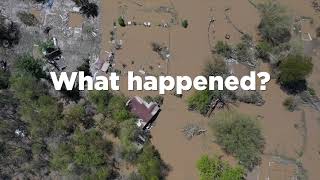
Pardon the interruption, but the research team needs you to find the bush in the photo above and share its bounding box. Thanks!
[181,19,188,28]
[0,69,10,89]
[17,11,38,26]
[77,58,91,76]
[203,56,228,77]
[138,145,164,180]
[210,111,265,170]
[118,16,126,27]
[283,97,297,111]
[188,90,212,115]
[0,15,20,47]
[15,55,46,79]
[316,27,320,38]
[80,2,99,18]
[51,129,113,177]
[107,95,131,122]
[214,41,232,58]
[256,41,272,60]
[197,155,245,180]
[88,90,113,113]
[258,1,292,45]
[278,54,313,93]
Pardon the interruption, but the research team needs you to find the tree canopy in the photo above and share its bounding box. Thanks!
[210,111,265,170]
[258,1,292,45]
[197,155,245,180]
[278,54,313,93]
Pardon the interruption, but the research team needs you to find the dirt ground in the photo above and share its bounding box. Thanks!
[99,0,320,179]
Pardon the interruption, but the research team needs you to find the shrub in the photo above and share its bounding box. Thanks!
[15,55,46,79]
[0,69,10,89]
[258,1,292,45]
[17,11,38,26]
[77,58,91,76]
[256,41,272,60]
[88,90,113,113]
[283,96,297,112]
[316,27,320,38]
[138,145,164,180]
[0,15,20,47]
[51,129,113,177]
[181,19,188,28]
[118,16,126,27]
[214,41,232,58]
[80,2,99,18]
[203,56,228,77]
[278,54,313,93]
[197,155,245,180]
[210,111,265,170]
[188,90,212,115]
[107,95,131,122]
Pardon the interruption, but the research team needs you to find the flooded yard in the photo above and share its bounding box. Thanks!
[99,0,320,179]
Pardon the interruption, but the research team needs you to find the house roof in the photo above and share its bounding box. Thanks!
[127,96,160,124]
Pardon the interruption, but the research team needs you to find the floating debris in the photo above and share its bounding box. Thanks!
[182,124,206,140]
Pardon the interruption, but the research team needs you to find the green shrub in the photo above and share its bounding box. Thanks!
[316,27,320,38]
[256,41,272,60]
[210,111,265,170]
[88,90,113,113]
[15,55,46,79]
[197,155,245,180]
[118,16,126,27]
[107,95,131,122]
[138,145,163,180]
[278,54,313,93]
[80,2,99,18]
[258,1,292,45]
[188,90,212,115]
[77,58,91,76]
[214,41,232,58]
[0,69,10,89]
[283,97,297,112]
[181,19,188,28]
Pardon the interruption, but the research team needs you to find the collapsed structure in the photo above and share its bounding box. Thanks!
[126,96,161,130]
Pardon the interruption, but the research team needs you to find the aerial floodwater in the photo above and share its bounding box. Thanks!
[1,0,320,179]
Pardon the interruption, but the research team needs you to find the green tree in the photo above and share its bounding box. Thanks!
[188,90,212,115]
[58,104,86,132]
[80,2,99,18]
[119,120,141,163]
[15,55,46,79]
[51,129,113,178]
[88,90,113,113]
[278,54,313,93]
[0,69,10,89]
[214,41,232,58]
[118,16,126,27]
[107,95,131,122]
[196,155,244,180]
[258,1,292,45]
[138,145,162,180]
[210,111,265,170]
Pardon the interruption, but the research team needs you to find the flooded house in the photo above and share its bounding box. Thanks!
[126,96,161,130]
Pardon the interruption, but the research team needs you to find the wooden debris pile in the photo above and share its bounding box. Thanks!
[182,124,206,140]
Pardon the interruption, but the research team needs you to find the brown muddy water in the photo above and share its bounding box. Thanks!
[99,0,320,179]
[68,13,84,28]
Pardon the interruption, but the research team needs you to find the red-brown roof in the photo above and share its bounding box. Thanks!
[127,97,160,123]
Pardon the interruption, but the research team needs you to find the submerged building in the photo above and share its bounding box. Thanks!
[126,96,161,130]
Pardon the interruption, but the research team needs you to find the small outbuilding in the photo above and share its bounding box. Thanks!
[126,96,161,130]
